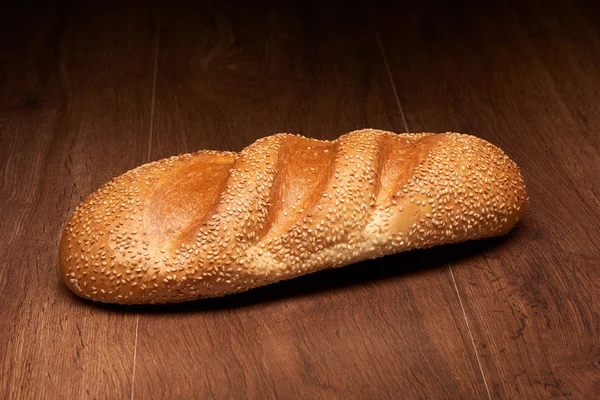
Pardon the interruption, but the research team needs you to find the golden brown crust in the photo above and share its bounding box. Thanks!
[59,130,528,304]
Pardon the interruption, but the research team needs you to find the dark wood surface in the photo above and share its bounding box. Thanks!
[1,1,598,399]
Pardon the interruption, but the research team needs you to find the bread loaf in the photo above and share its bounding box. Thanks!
[59,129,528,304]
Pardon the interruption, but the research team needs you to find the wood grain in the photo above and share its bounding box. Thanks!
[2,0,599,398]
[0,1,156,398]
[372,0,600,398]
[132,1,487,399]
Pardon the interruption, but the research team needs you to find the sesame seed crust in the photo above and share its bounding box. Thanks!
[58,130,528,304]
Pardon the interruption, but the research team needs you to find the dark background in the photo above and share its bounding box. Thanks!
[1,0,599,398]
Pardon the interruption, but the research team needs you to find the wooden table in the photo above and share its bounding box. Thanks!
[1,1,599,398]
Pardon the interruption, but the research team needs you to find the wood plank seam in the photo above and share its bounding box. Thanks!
[131,4,162,400]
[368,6,494,399]
[448,266,493,400]
[372,25,410,134]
